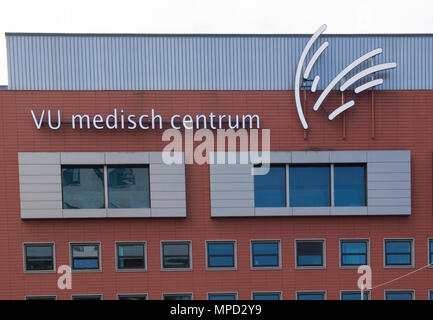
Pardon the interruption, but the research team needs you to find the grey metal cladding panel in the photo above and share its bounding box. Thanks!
[330,151,366,163]
[292,151,330,163]
[367,150,410,162]
[6,34,433,90]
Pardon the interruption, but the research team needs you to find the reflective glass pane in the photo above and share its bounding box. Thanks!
[254,165,286,207]
[342,255,366,265]
[252,242,279,267]
[163,244,189,256]
[385,292,413,300]
[297,293,325,300]
[297,242,323,266]
[209,256,234,267]
[209,295,236,300]
[62,167,105,209]
[430,291,433,300]
[119,257,145,269]
[334,165,365,206]
[73,258,99,269]
[386,241,411,253]
[72,245,99,257]
[386,254,411,265]
[253,255,279,267]
[118,244,144,257]
[25,245,54,271]
[164,295,191,300]
[208,243,233,256]
[253,294,280,300]
[26,246,52,257]
[252,243,278,255]
[341,292,369,300]
[118,296,147,300]
[108,166,150,208]
[341,242,367,254]
[290,166,330,207]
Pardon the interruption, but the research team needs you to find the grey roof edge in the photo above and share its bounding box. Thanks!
[5,32,433,37]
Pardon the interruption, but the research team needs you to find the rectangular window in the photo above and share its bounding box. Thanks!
[162,242,191,269]
[429,240,433,265]
[24,244,54,272]
[208,293,237,300]
[297,292,325,300]
[254,165,286,207]
[385,291,414,300]
[207,241,235,269]
[296,240,325,267]
[251,241,280,268]
[252,292,281,300]
[385,240,413,266]
[116,243,145,270]
[340,240,368,267]
[62,166,105,209]
[341,291,369,300]
[71,244,100,271]
[117,294,147,300]
[163,294,192,300]
[334,165,366,206]
[25,296,57,300]
[290,165,330,207]
[72,295,102,300]
[108,166,150,208]
[430,290,433,300]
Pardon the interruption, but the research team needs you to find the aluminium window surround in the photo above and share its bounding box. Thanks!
[251,241,280,268]
[24,243,55,272]
[340,240,368,267]
[384,239,413,267]
[296,240,325,268]
[70,243,101,271]
[116,243,146,271]
[252,292,281,300]
[206,241,235,269]
[385,291,414,300]
[162,242,191,270]
[297,292,326,300]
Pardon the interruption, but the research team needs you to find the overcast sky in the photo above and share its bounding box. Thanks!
[1,0,432,85]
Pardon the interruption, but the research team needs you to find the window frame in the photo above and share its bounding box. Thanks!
[205,240,237,270]
[339,239,370,269]
[384,290,415,300]
[23,242,56,274]
[250,239,281,270]
[340,290,370,300]
[69,242,102,273]
[295,239,326,269]
[296,291,327,300]
[162,293,193,300]
[383,238,414,268]
[116,293,148,300]
[115,241,147,272]
[207,292,238,300]
[160,241,192,271]
[71,294,103,300]
[251,291,282,300]
[428,238,433,267]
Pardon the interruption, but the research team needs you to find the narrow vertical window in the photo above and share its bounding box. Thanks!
[254,165,286,207]
[290,165,330,207]
[334,165,366,206]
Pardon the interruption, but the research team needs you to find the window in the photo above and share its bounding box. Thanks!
[430,290,433,300]
[296,240,325,268]
[117,294,147,300]
[163,294,192,300]
[334,165,366,206]
[297,292,325,300]
[24,244,55,272]
[251,241,280,268]
[208,293,237,300]
[254,165,286,207]
[341,291,369,300]
[429,240,433,265]
[62,166,105,209]
[72,295,102,300]
[340,240,368,267]
[384,240,413,267]
[162,242,191,270]
[385,291,414,300]
[290,165,330,207]
[116,243,146,271]
[252,292,281,300]
[70,244,101,271]
[108,166,150,208]
[207,241,235,269]
[25,296,57,300]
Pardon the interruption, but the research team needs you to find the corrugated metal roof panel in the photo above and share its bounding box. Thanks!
[6,33,433,90]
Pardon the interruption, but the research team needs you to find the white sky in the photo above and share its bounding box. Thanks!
[1,0,432,85]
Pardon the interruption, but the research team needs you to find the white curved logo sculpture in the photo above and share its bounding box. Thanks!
[294,24,397,130]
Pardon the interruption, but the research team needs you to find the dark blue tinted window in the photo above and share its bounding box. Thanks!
[252,242,279,267]
[25,245,54,271]
[207,242,235,268]
[71,245,100,270]
[341,292,369,300]
[429,240,433,265]
[253,293,280,300]
[117,244,145,269]
[62,166,105,209]
[108,166,150,208]
[297,293,325,300]
[164,295,191,300]
[254,165,286,207]
[341,241,368,266]
[289,166,330,207]
[208,294,236,300]
[163,243,190,269]
[334,165,366,206]
[118,295,147,300]
[385,292,413,300]
[385,240,412,266]
[430,291,433,300]
[297,241,324,267]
